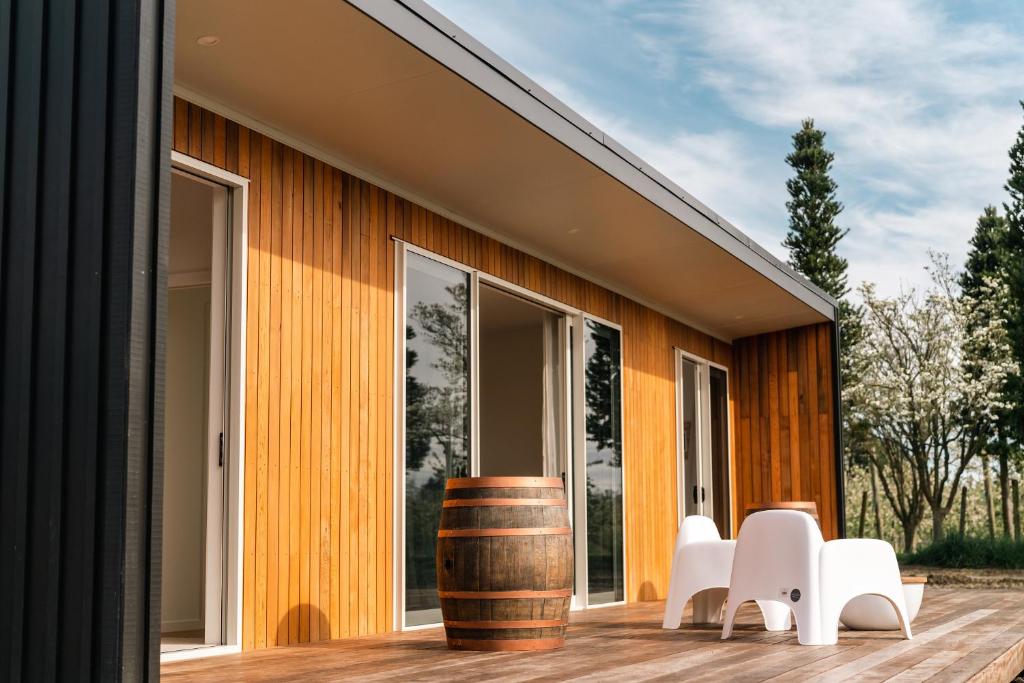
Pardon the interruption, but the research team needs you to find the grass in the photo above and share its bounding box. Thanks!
[900,534,1024,569]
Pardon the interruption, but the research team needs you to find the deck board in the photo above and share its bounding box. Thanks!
[162,588,1024,682]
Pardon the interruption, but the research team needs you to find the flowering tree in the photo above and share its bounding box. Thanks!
[846,254,1018,550]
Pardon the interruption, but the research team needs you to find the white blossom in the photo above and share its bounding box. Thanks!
[846,252,1018,546]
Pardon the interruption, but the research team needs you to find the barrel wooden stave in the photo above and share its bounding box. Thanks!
[437,478,573,651]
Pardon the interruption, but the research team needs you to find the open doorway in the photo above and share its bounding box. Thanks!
[478,284,568,480]
[161,170,229,654]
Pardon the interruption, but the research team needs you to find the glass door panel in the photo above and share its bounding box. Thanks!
[708,367,730,535]
[583,319,624,605]
[677,353,731,538]
[679,358,701,519]
[403,252,471,626]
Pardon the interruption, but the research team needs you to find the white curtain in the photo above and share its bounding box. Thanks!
[541,314,565,478]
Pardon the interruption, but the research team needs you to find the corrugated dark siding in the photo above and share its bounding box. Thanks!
[0,0,172,679]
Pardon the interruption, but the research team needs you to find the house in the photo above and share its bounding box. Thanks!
[0,0,842,676]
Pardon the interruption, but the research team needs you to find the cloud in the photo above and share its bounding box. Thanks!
[427,0,1024,296]
[645,0,1024,293]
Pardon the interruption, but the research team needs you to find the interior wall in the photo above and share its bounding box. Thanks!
[479,322,544,477]
[162,287,212,631]
[172,97,837,648]
[162,173,215,633]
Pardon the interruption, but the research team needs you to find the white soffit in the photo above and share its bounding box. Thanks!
[174,0,835,341]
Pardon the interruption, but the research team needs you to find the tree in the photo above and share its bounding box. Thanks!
[960,206,1016,536]
[846,254,1017,549]
[783,119,849,301]
[1002,102,1024,498]
[782,118,869,515]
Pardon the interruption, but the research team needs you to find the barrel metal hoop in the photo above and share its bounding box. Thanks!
[437,527,572,538]
[443,619,566,629]
[442,498,567,508]
[445,476,564,489]
[437,589,572,599]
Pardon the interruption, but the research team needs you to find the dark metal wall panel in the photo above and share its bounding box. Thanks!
[0,0,172,679]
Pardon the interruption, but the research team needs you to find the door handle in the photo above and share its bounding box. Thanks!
[701,486,706,502]
[692,486,698,504]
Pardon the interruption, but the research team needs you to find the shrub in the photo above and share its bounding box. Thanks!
[900,534,1024,569]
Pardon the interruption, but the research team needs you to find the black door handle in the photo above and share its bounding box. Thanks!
[692,486,698,504]
[701,486,706,502]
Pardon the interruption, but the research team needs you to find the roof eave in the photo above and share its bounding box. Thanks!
[345,0,837,319]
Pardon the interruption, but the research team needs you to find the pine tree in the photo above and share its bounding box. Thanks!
[783,119,867,480]
[960,206,1014,536]
[1002,101,1024,501]
[784,119,849,301]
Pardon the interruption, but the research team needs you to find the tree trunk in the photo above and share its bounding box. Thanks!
[931,506,946,543]
[999,451,1011,537]
[870,461,883,539]
[1014,479,1021,541]
[902,520,918,553]
[983,454,996,538]
[858,489,868,537]
[959,485,968,536]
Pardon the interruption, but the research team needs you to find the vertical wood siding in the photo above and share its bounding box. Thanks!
[730,324,838,540]
[172,99,838,648]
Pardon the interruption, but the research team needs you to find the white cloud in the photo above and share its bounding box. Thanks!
[428,0,1024,296]
[657,0,1024,293]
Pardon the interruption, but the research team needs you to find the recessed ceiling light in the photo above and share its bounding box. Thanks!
[196,35,221,47]
[567,228,580,234]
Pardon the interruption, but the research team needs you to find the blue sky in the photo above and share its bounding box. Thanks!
[427,0,1024,297]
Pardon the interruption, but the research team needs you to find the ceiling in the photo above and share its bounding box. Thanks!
[174,0,832,341]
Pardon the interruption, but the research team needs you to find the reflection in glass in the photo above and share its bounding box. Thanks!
[680,359,700,518]
[709,367,730,536]
[583,319,624,604]
[404,253,470,625]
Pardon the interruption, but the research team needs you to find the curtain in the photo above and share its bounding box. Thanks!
[541,314,565,478]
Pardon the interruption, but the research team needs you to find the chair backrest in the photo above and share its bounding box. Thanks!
[730,510,824,599]
[678,514,722,546]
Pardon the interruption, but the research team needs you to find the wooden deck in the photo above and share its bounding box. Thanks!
[162,588,1024,682]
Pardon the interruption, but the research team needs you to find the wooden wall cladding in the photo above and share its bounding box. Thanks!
[171,98,835,648]
[730,323,838,540]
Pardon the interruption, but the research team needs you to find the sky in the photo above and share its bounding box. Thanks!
[427,0,1024,297]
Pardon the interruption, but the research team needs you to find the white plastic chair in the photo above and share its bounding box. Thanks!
[721,510,911,645]
[662,515,791,631]
[820,539,912,643]
[662,516,734,628]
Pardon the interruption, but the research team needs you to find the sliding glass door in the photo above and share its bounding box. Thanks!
[580,319,625,605]
[677,351,731,536]
[399,244,627,625]
[403,252,471,626]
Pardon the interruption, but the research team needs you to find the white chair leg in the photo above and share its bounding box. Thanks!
[662,586,694,629]
[693,588,728,624]
[720,597,744,639]
[792,599,825,646]
[756,600,792,631]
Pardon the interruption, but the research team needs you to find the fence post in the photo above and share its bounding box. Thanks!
[959,485,968,536]
[1014,480,1021,541]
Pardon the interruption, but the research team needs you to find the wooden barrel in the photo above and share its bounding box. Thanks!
[744,500,820,527]
[436,476,573,651]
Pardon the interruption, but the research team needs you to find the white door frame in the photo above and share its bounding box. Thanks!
[162,152,248,662]
[674,348,731,533]
[392,240,627,627]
